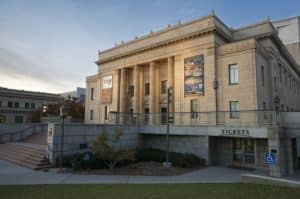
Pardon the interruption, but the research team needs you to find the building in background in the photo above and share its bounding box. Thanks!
[60,87,85,104]
[0,87,60,124]
[272,16,300,65]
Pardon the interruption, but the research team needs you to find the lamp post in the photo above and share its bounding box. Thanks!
[59,102,69,171]
[163,87,173,168]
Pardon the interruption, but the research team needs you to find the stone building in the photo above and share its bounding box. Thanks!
[85,13,300,176]
[0,87,60,124]
[273,16,300,65]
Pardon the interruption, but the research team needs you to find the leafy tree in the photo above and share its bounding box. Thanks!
[91,128,135,170]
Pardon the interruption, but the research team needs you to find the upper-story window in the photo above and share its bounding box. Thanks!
[161,80,167,94]
[91,88,94,100]
[261,65,265,87]
[14,102,19,108]
[90,109,94,120]
[190,99,198,119]
[145,83,150,96]
[31,103,35,109]
[230,101,240,118]
[274,76,277,92]
[25,103,29,109]
[229,64,239,85]
[128,85,134,97]
[8,101,13,108]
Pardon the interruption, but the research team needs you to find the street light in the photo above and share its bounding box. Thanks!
[163,87,173,168]
[59,102,69,171]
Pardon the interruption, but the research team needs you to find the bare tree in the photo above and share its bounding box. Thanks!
[91,128,135,170]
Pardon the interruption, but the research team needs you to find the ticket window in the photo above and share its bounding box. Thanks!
[232,138,255,166]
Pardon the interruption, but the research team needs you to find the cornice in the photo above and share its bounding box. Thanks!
[96,27,216,65]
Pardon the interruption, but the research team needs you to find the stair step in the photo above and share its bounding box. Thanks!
[0,148,47,159]
[0,150,47,163]
[0,142,51,170]
[0,152,51,170]
[0,154,50,170]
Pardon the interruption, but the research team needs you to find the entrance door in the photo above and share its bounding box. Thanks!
[291,138,298,169]
[232,138,255,167]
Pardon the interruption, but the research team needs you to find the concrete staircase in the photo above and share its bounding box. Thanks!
[0,133,51,170]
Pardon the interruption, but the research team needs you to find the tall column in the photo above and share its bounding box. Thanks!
[119,68,127,113]
[133,65,140,113]
[149,62,156,124]
[139,67,144,114]
[167,57,174,113]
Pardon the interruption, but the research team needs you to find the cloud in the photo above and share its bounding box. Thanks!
[0,47,68,91]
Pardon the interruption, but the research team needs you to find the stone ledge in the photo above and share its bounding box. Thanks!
[241,174,300,188]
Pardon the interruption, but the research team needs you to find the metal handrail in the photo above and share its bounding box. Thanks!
[108,111,278,128]
[0,125,39,144]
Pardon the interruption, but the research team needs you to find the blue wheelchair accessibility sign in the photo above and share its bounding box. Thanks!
[264,152,276,165]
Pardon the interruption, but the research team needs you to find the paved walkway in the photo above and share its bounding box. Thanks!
[0,159,260,185]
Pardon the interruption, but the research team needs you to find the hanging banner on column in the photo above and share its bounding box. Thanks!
[184,55,204,96]
[102,75,113,104]
[103,75,113,89]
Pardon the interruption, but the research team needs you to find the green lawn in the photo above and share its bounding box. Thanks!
[0,183,299,199]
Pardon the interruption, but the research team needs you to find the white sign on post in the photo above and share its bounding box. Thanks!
[103,75,113,89]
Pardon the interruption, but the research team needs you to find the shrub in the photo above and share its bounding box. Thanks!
[136,148,205,168]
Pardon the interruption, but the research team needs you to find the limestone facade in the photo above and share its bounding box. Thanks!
[85,13,300,124]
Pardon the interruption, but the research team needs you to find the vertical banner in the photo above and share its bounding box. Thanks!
[102,75,113,104]
[184,55,204,96]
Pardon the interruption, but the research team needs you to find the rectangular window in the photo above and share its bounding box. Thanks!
[14,116,23,124]
[128,85,134,97]
[230,101,240,118]
[261,65,265,87]
[8,101,13,108]
[91,88,94,100]
[31,103,35,109]
[161,107,167,125]
[263,101,267,120]
[104,106,109,120]
[145,83,150,96]
[25,103,29,109]
[90,109,94,120]
[229,64,239,85]
[274,77,277,92]
[14,102,19,108]
[279,65,282,82]
[161,80,167,94]
[191,99,198,119]
[144,108,149,125]
[0,101,1,108]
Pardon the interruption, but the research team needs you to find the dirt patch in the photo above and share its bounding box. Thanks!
[74,161,202,176]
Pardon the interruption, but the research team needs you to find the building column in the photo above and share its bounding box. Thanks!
[167,57,174,113]
[133,65,140,113]
[119,68,127,113]
[149,61,156,124]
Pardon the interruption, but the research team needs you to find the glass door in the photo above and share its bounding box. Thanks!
[232,138,255,167]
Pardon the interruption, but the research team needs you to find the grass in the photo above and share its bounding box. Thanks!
[0,183,299,199]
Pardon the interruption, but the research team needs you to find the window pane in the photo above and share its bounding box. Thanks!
[229,64,238,84]
[230,101,240,118]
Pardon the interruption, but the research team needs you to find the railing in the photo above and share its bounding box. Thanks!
[0,124,47,144]
[109,111,277,128]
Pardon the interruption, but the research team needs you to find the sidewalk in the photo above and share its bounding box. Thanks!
[0,159,260,185]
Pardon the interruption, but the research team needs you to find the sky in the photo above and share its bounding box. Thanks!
[0,0,299,93]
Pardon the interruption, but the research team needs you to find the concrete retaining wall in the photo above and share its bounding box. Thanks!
[47,124,140,164]
[140,134,209,163]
